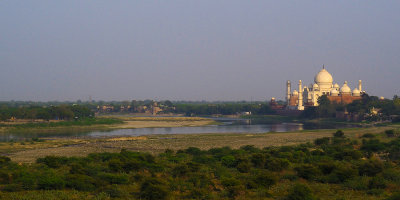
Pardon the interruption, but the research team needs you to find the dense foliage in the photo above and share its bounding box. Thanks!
[301,94,400,121]
[174,103,275,116]
[0,104,93,121]
[0,130,400,199]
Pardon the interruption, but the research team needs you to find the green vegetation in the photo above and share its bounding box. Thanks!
[0,118,122,129]
[174,102,275,116]
[0,130,400,199]
[301,94,400,122]
[0,104,93,121]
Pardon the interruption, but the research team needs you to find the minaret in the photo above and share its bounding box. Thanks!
[358,80,362,92]
[286,80,291,104]
[298,80,304,110]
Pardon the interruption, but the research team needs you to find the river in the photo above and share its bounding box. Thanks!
[0,118,360,142]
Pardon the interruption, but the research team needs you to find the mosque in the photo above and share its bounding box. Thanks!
[286,66,365,110]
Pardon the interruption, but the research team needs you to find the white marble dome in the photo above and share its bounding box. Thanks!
[340,81,351,94]
[314,68,333,84]
[352,88,361,96]
[330,88,339,96]
[334,83,340,89]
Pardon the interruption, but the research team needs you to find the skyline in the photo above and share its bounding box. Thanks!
[1,1,400,101]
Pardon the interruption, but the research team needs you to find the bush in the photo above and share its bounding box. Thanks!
[37,172,65,190]
[253,171,278,188]
[333,130,344,137]
[0,156,11,164]
[369,176,387,189]
[236,161,251,173]
[314,137,330,146]
[361,133,375,138]
[285,183,315,200]
[37,156,68,168]
[139,178,169,200]
[295,164,321,180]
[251,153,266,168]
[265,158,290,172]
[221,155,236,168]
[171,164,189,177]
[386,192,400,200]
[385,130,396,137]
[65,174,96,191]
[358,159,384,176]
[330,164,358,183]
[221,177,244,198]
[344,176,370,190]
[102,184,127,198]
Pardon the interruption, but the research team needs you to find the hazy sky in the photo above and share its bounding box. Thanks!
[1,1,399,101]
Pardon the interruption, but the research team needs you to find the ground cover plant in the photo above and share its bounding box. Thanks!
[0,130,400,199]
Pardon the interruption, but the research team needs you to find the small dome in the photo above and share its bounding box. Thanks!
[292,90,299,96]
[313,83,319,90]
[330,88,339,96]
[334,83,340,89]
[380,96,385,100]
[340,81,351,94]
[314,68,333,84]
[352,88,360,96]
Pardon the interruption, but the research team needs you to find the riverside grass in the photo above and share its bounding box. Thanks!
[7,125,400,163]
[0,116,217,134]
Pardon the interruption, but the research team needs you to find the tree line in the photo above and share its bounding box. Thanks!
[301,94,400,121]
[0,105,93,121]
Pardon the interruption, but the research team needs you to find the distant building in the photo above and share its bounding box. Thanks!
[286,66,364,110]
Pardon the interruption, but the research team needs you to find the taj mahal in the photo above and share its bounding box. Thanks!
[286,66,365,110]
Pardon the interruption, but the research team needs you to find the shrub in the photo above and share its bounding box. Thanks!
[253,171,278,188]
[139,178,169,200]
[251,153,266,168]
[385,130,396,137]
[37,156,68,168]
[331,164,358,183]
[221,155,236,168]
[265,158,290,172]
[386,192,400,200]
[285,183,315,200]
[361,139,385,153]
[102,184,127,198]
[171,164,189,177]
[37,172,65,190]
[65,174,96,191]
[221,177,244,198]
[361,133,375,138]
[98,173,129,184]
[2,183,23,192]
[358,159,384,176]
[295,164,321,180]
[369,176,387,189]
[237,161,251,173]
[0,156,11,164]
[314,137,330,146]
[333,130,344,137]
[318,161,336,175]
[344,176,370,190]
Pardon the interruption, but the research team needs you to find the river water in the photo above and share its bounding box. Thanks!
[0,118,360,142]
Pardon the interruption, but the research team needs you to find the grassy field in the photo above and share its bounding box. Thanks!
[0,116,217,135]
[6,124,399,163]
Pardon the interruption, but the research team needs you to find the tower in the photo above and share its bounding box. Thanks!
[297,80,304,110]
[286,80,291,104]
[358,80,362,92]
